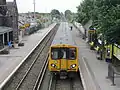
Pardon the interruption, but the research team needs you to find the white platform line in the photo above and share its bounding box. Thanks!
[0,23,56,90]
[79,57,97,90]
[79,64,87,90]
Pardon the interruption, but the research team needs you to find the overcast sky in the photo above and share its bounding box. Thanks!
[7,0,83,13]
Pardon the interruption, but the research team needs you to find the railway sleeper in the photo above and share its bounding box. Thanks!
[51,71,77,79]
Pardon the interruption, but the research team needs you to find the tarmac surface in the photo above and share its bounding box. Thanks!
[73,23,120,90]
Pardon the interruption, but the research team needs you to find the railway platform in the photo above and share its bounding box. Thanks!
[0,23,56,89]
[72,23,120,90]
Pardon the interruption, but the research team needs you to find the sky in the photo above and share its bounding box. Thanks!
[7,0,83,13]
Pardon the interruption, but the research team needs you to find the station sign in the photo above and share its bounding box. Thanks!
[88,30,96,33]
[24,23,30,27]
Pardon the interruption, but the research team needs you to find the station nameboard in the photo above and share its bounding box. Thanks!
[88,30,96,33]
[25,24,30,27]
[113,44,120,60]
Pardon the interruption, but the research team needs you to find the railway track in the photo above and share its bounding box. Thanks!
[38,23,84,90]
[32,54,48,90]
[2,24,60,90]
[50,76,73,90]
[48,73,83,90]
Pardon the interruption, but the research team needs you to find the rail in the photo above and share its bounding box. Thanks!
[14,24,58,90]
[0,24,59,90]
[48,75,54,90]
[15,42,48,90]
[33,55,48,90]
[48,76,74,90]
[106,63,120,85]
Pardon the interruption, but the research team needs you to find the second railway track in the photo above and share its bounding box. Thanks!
[2,24,60,90]
[48,73,83,90]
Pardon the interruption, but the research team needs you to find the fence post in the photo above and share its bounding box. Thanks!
[106,63,111,79]
[111,66,116,86]
[106,63,116,86]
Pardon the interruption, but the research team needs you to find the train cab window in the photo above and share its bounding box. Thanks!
[51,48,76,60]
[69,48,76,60]
[51,48,67,59]
[51,50,58,59]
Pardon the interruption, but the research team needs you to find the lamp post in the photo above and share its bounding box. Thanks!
[13,0,19,43]
[33,0,36,20]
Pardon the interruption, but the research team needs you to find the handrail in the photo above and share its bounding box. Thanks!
[107,63,120,85]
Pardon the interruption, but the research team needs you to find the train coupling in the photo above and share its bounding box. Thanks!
[60,70,67,79]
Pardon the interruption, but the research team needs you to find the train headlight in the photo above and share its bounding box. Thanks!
[51,64,56,67]
[72,64,76,67]
[70,64,76,68]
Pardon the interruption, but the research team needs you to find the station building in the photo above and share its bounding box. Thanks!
[0,0,18,49]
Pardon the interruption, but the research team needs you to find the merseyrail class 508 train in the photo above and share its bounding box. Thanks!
[48,22,79,79]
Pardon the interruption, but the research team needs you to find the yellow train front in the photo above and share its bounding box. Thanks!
[48,22,78,79]
[48,44,78,79]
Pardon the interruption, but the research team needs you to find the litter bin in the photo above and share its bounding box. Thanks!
[14,43,18,48]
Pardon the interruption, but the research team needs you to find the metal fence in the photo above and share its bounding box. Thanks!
[106,63,120,86]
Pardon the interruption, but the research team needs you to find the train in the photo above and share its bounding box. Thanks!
[48,22,79,79]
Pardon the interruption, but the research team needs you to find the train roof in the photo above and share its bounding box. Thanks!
[51,22,76,46]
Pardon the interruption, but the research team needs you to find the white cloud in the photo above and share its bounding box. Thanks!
[7,0,83,13]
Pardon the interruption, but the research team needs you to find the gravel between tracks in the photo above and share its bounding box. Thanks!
[2,24,60,90]
[49,73,83,90]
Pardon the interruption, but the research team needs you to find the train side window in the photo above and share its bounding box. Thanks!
[69,48,76,60]
[51,48,67,59]
[51,49,58,59]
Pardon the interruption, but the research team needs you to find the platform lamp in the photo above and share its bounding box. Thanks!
[13,0,19,44]
[33,0,36,20]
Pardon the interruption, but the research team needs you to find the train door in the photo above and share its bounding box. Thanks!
[59,48,68,70]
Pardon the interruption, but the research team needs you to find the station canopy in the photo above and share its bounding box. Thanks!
[0,26,13,35]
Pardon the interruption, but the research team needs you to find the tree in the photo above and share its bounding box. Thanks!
[65,10,76,22]
[76,0,120,44]
[51,9,61,19]
[65,10,71,20]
